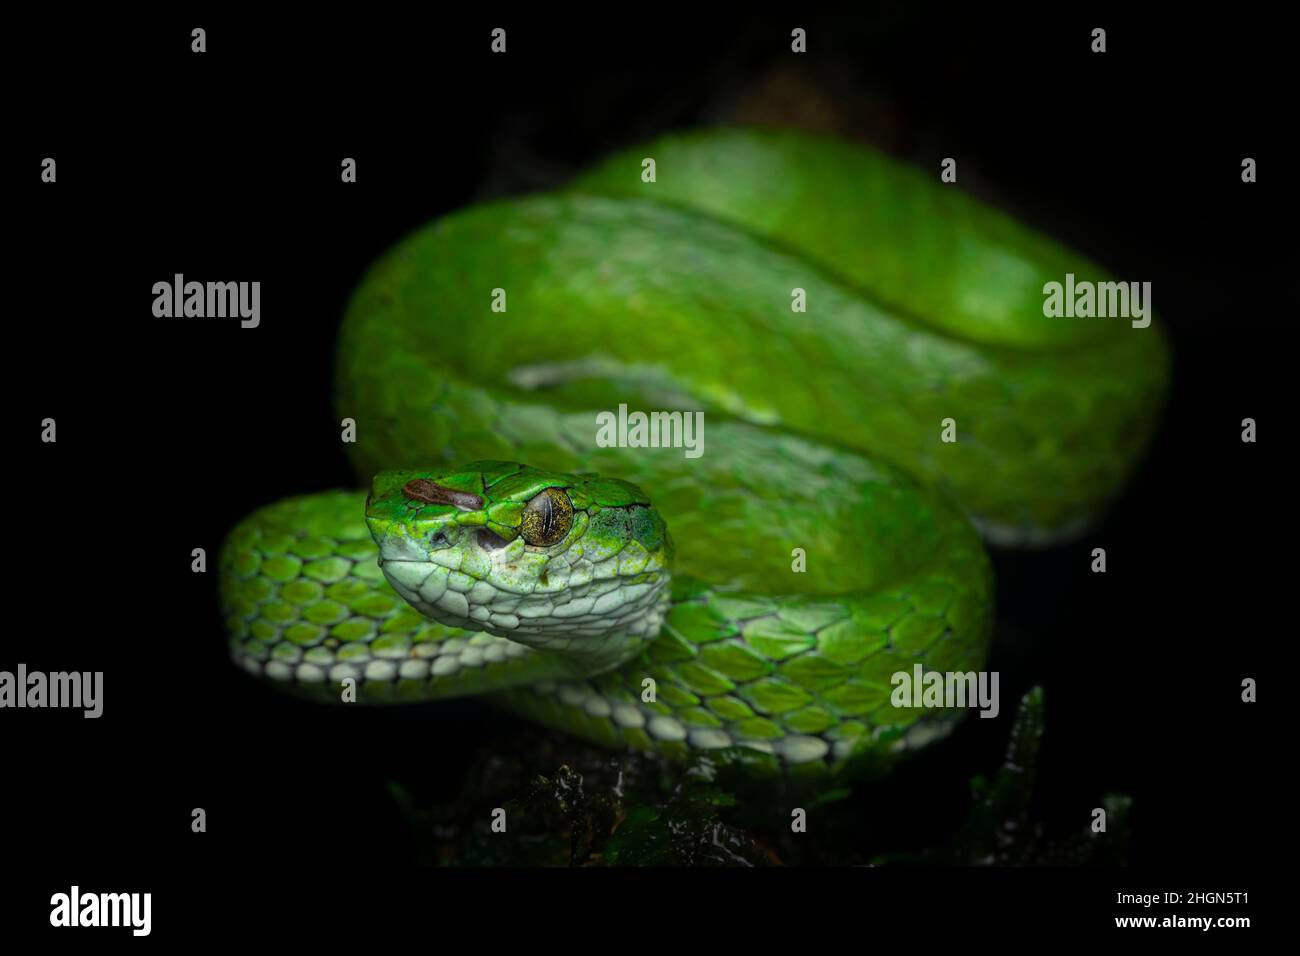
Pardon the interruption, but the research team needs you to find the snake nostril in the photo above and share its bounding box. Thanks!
[429,531,450,548]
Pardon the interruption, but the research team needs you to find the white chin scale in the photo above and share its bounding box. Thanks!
[378,551,670,656]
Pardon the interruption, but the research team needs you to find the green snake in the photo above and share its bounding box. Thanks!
[220,128,1168,776]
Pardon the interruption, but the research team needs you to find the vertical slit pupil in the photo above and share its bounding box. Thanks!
[523,488,571,545]
[538,492,555,538]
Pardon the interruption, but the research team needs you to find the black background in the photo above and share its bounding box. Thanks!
[6,6,1284,935]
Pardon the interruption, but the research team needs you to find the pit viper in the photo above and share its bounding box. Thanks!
[220,128,1168,776]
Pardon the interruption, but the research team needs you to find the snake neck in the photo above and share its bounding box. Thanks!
[540,585,673,678]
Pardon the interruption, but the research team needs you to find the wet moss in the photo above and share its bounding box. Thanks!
[387,687,1130,866]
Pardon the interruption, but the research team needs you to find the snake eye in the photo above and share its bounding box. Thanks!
[520,488,574,547]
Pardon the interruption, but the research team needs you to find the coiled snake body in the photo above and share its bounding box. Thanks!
[220,129,1167,775]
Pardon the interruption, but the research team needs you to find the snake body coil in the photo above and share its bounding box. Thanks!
[220,128,1167,775]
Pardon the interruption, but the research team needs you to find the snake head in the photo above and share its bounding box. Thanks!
[364,461,673,660]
